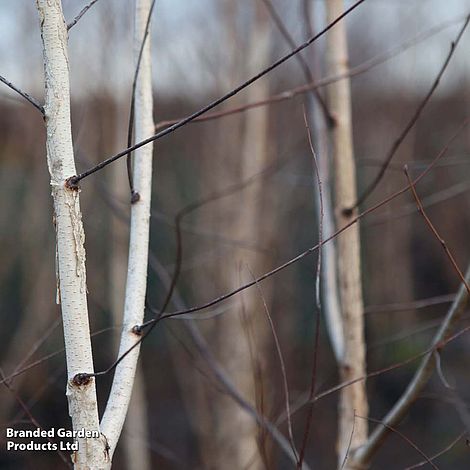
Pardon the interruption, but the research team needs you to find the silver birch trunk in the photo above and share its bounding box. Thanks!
[36,0,108,467]
[100,0,155,461]
[325,1,368,466]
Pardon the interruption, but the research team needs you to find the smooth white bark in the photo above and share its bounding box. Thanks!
[100,0,154,459]
[36,1,108,467]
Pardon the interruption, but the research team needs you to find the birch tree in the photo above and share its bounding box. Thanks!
[36,0,108,467]
[100,0,155,460]
[36,0,155,467]
[325,0,368,464]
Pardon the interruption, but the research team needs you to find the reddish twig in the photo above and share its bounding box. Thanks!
[404,165,470,295]
[296,107,324,469]
[250,267,299,463]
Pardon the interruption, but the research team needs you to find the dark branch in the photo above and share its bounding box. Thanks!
[351,13,470,210]
[0,74,44,114]
[68,0,367,185]
[67,0,100,30]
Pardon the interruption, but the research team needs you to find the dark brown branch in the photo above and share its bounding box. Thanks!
[351,13,470,210]
[67,0,366,186]
[152,14,466,132]
[0,74,44,114]
[143,120,466,324]
[67,0,100,30]
[78,120,467,389]
[260,0,333,126]
[126,0,157,201]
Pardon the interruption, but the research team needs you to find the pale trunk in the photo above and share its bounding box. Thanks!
[36,0,108,467]
[215,6,272,469]
[100,0,154,461]
[325,1,368,466]
[109,113,152,470]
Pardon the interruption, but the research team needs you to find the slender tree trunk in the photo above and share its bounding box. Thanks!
[109,105,152,470]
[325,1,368,466]
[213,5,273,469]
[100,0,155,462]
[36,1,108,467]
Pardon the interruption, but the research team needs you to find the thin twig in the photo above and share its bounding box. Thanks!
[67,0,100,30]
[340,411,356,470]
[404,431,466,470]
[352,13,470,210]
[152,14,466,132]
[349,253,470,468]
[145,120,467,323]
[249,267,299,463]
[405,165,470,295]
[297,107,324,469]
[0,74,44,114]
[80,120,467,388]
[355,415,438,470]
[126,0,157,201]
[67,0,366,186]
[260,0,333,125]
[151,256,310,469]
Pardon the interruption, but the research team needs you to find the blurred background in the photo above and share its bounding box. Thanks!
[1,0,470,468]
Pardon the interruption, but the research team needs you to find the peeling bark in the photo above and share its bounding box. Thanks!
[36,0,108,467]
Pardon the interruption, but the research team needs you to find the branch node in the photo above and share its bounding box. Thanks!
[65,176,80,191]
[131,324,143,336]
[72,373,92,387]
[131,191,140,204]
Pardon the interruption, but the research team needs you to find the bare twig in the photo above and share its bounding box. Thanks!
[126,0,157,200]
[260,0,333,125]
[352,13,470,210]
[296,107,325,469]
[249,267,299,463]
[67,0,366,185]
[152,14,466,132]
[0,74,44,114]
[339,411,356,470]
[151,257,310,469]
[405,166,470,295]
[404,431,466,470]
[79,121,467,393]
[349,260,470,467]
[143,120,467,324]
[67,0,100,30]
[355,416,438,469]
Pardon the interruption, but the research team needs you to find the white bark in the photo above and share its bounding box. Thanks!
[36,0,108,467]
[325,0,368,466]
[100,0,154,459]
[307,89,344,362]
